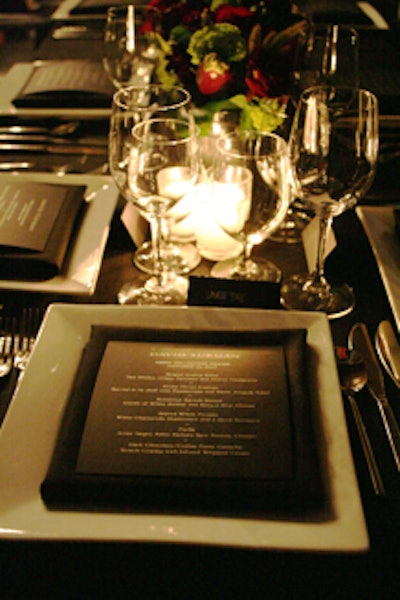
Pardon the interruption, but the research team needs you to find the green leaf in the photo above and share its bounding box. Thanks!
[240,98,287,133]
[169,25,192,46]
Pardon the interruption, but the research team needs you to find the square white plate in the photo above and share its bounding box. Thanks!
[0,305,369,551]
[357,206,400,331]
[0,62,111,120]
[0,173,118,295]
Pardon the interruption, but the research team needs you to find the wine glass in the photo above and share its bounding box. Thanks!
[110,84,201,276]
[293,24,359,98]
[103,4,162,89]
[109,116,200,305]
[273,24,360,244]
[209,131,291,281]
[281,86,379,318]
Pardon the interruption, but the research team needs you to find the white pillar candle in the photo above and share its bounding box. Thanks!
[156,166,197,201]
[194,181,243,261]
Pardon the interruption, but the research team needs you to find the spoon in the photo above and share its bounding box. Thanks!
[336,346,385,496]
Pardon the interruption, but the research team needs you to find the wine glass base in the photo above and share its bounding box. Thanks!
[280,273,355,320]
[117,275,189,305]
[133,241,201,275]
[211,257,282,282]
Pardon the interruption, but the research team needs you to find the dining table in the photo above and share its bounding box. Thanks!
[0,6,399,598]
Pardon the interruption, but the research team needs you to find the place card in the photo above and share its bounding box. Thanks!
[120,202,149,248]
[41,325,325,516]
[302,216,336,272]
[13,60,114,108]
[0,181,85,280]
[188,275,281,309]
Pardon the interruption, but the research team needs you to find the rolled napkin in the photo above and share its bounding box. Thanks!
[12,60,114,109]
[0,181,86,280]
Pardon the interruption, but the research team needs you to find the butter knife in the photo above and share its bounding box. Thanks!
[0,143,107,155]
[350,322,400,471]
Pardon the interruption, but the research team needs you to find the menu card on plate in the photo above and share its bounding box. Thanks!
[0,181,86,280]
[12,60,114,108]
[41,326,325,516]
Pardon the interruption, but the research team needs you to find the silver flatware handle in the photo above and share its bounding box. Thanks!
[0,161,34,170]
[347,392,385,495]
[0,134,107,147]
[0,143,107,155]
[377,397,400,471]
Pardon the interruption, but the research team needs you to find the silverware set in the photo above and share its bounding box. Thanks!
[337,344,386,496]
[0,307,43,379]
[338,319,400,496]
[0,120,108,172]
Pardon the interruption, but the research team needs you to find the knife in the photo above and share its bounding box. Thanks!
[0,143,107,156]
[0,134,107,147]
[376,320,400,386]
[349,322,400,471]
[0,161,35,170]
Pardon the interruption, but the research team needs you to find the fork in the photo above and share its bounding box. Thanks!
[0,316,15,378]
[13,308,43,373]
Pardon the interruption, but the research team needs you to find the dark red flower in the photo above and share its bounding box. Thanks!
[245,67,271,99]
[214,5,253,24]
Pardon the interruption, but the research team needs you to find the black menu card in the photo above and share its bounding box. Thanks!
[0,181,86,280]
[13,60,114,108]
[41,326,325,516]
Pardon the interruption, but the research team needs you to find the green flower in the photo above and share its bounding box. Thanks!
[230,95,287,132]
[187,23,247,66]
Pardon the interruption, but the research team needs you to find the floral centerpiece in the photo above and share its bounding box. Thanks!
[145,0,306,134]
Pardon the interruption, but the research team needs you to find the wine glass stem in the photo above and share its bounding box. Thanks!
[149,215,165,285]
[311,213,332,285]
[236,241,253,274]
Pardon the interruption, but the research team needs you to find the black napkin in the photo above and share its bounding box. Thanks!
[0,182,86,280]
[0,368,19,427]
[300,0,374,25]
[70,0,132,15]
[359,32,400,116]
[394,209,400,238]
[12,60,114,109]
[41,325,325,517]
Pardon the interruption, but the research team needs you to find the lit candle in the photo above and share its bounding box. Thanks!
[157,166,198,242]
[156,166,196,201]
[194,181,243,261]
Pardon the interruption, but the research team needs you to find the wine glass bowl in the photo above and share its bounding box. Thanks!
[103,4,162,89]
[209,131,290,281]
[281,85,379,318]
[293,24,359,99]
[274,23,360,245]
[109,115,200,305]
